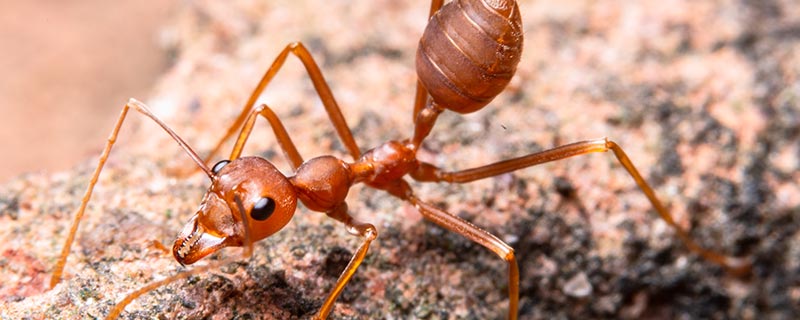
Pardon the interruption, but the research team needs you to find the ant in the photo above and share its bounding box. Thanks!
[48,0,752,319]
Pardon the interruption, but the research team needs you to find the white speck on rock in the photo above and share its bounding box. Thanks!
[563,272,592,297]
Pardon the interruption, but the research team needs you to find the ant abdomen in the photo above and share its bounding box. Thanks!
[416,0,524,114]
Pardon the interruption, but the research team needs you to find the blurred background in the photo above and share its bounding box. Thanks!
[0,0,178,182]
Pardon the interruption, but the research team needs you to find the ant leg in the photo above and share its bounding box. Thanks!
[205,42,361,166]
[50,98,213,289]
[412,83,429,125]
[105,257,239,319]
[317,203,378,319]
[411,138,752,275]
[411,0,446,123]
[145,239,172,256]
[403,193,519,320]
[104,195,257,319]
[411,101,444,149]
[228,103,304,170]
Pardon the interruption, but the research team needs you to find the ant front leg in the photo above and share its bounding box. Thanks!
[205,42,361,166]
[411,138,752,275]
[50,98,213,288]
[317,203,378,319]
[228,103,304,170]
[104,195,258,319]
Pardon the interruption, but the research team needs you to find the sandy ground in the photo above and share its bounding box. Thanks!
[1,0,799,319]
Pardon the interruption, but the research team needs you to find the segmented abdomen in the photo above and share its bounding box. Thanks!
[416,0,523,114]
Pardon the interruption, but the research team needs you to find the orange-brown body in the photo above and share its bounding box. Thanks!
[417,0,523,113]
[49,0,751,319]
[292,156,354,212]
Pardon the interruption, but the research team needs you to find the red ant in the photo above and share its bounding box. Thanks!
[49,0,751,319]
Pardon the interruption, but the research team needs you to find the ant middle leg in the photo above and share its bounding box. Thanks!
[410,138,752,275]
[392,188,519,320]
[205,42,361,165]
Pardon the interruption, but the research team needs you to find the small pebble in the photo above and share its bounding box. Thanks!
[563,272,592,298]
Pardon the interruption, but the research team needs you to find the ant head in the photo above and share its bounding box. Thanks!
[173,156,297,265]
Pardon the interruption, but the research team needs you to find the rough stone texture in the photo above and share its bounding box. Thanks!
[1,0,799,319]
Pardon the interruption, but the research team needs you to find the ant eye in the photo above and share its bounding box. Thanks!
[250,197,276,221]
[212,160,231,174]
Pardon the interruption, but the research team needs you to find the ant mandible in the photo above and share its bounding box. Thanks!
[49,0,752,319]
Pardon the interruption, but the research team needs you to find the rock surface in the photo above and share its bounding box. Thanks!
[2,0,798,319]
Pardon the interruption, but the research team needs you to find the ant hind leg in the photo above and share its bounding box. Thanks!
[410,138,752,275]
[411,0,446,123]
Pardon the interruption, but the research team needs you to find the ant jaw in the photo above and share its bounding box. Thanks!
[172,215,231,265]
[171,157,299,266]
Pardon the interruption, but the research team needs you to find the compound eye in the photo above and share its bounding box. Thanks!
[250,197,276,221]
[212,160,231,175]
